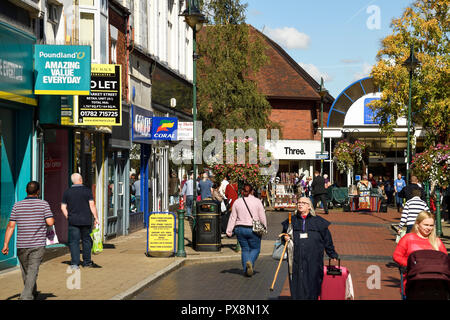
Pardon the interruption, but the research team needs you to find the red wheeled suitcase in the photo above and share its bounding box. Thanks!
[319,259,351,300]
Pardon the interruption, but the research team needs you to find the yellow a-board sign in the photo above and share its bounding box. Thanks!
[146,212,177,257]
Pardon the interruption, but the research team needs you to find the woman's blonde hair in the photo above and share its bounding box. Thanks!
[297,197,316,216]
[413,211,439,250]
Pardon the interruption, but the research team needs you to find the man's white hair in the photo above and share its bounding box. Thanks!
[71,173,83,184]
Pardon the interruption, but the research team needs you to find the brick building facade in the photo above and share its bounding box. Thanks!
[249,26,334,177]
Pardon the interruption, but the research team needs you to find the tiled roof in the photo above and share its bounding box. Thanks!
[248,25,334,103]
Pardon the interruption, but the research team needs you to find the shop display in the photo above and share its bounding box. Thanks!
[272,172,298,210]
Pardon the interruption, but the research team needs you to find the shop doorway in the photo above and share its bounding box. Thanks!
[42,129,70,243]
[106,151,128,239]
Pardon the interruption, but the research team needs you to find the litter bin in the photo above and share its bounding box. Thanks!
[193,200,221,252]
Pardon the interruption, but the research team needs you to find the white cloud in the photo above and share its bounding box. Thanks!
[299,63,333,83]
[264,27,310,50]
[353,62,373,80]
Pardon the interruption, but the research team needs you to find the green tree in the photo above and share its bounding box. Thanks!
[370,0,449,146]
[197,0,281,133]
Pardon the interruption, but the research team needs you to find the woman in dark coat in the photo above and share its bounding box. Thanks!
[281,197,338,300]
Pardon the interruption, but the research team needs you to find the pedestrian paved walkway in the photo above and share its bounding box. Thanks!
[0,207,448,300]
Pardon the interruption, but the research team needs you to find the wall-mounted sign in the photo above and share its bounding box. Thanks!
[60,96,74,125]
[34,44,91,95]
[131,105,153,143]
[75,64,122,126]
[0,21,36,106]
[177,121,193,141]
[363,98,381,124]
[150,117,178,141]
[265,140,321,160]
[44,159,62,172]
[146,212,177,257]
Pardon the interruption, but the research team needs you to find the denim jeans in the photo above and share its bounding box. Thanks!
[395,194,403,207]
[185,195,194,217]
[234,226,261,273]
[68,225,92,266]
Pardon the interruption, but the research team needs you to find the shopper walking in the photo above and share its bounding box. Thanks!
[181,173,194,217]
[311,171,329,214]
[1,181,54,300]
[398,189,430,234]
[198,172,214,200]
[61,173,100,269]
[393,211,447,293]
[394,173,406,212]
[281,197,338,300]
[226,184,267,277]
[399,175,426,202]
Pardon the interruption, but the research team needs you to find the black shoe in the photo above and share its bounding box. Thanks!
[82,262,102,268]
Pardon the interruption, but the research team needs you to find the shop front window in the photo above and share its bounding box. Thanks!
[43,129,70,243]
[74,131,97,193]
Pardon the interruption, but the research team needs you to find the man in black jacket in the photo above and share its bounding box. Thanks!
[311,171,329,214]
[399,175,426,202]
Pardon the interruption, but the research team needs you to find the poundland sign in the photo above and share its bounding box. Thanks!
[34,45,91,95]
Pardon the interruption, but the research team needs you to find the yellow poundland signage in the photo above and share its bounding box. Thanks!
[146,212,177,257]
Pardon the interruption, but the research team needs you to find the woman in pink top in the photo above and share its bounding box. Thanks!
[393,211,447,291]
[226,183,267,277]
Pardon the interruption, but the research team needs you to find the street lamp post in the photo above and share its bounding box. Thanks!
[318,77,328,174]
[402,44,419,185]
[180,1,207,218]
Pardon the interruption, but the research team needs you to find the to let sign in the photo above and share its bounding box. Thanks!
[75,64,122,126]
[34,44,91,95]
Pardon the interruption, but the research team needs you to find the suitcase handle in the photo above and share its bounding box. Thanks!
[327,258,342,276]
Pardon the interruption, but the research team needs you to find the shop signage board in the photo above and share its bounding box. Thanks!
[363,97,381,124]
[34,44,91,95]
[315,151,329,160]
[265,140,321,160]
[131,105,153,143]
[0,21,36,106]
[150,117,178,141]
[75,64,122,126]
[60,96,74,125]
[177,121,193,140]
[146,212,177,257]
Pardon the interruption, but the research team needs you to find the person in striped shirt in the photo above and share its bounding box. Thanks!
[1,181,54,300]
[398,189,430,234]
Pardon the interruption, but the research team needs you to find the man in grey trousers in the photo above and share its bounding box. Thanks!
[2,181,55,300]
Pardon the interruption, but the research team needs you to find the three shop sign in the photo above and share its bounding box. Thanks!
[34,44,91,95]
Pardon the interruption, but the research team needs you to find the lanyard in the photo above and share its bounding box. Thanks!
[301,216,306,232]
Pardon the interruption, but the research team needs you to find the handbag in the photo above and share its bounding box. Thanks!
[243,198,267,236]
[221,200,227,213]
[46,226,59,246]
[272,239,286,260]
[395,228,406,243]
[90,225,103,254]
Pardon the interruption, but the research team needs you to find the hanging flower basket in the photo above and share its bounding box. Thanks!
[333,140,367,173]
[208,138,271,188]
[411,144,450,188]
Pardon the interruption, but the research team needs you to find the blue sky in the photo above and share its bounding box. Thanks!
[244,0,414,98]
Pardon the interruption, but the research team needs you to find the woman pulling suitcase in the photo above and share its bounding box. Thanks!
[280,197,339,299]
